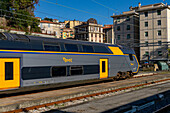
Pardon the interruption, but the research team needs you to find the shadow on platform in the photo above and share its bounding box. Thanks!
[101,90,170,113]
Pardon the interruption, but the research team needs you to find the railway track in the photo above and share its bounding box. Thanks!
[1,72,170,113]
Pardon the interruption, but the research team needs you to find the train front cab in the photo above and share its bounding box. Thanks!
[0,58,20,90]
[108,46,139,77]
[126,54,139,75]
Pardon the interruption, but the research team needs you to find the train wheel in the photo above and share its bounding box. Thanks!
[130,72,134,77]
[116,72,122,80]
[126,72,131,78]
[121,72,126,79]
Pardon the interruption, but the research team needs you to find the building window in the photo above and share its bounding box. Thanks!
[144,12,148,17]
[117,26,120,31]
[158,51,162,56]
[127,25,130,30]
[91,33,93,37]
[40,23,42,28]
[145,22,148,27]
[117,35,120,40]
[99,28,101,32]
[157,10,161,15]
[95,34,97,37]
[126,16,130,21]
[48,24,50,27]
[158,41,162,45]
[127,34,131,39]
[158,30,161,36]
[145,51,149,56]
[145,32,148,37]
[145,41,148,46]
[95,27,98,31]
[117,17,120,22]
[158,20,161,25]
[91,27,94,31]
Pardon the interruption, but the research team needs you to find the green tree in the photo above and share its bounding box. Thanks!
[44,17,53,22]
[0,0,40,32]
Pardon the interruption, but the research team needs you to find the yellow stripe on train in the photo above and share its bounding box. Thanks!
[108,46,124,55]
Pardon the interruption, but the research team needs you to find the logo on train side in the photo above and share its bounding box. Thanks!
[131,63,134,65]
[63,57,72,62]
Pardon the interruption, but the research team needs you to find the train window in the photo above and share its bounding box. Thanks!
[102,61,106,72]
[22,67,51,80]
[11,34,30,42]
[82,45,94,53]
[65,44,78,52]
[44,44,60,51]
[70,66,83,75]
[0,33,7,40]
[52,66,67,77]
[129,54,134,61]
[94,46,110,53]
[5,62,13,80]
[83,65,99,75]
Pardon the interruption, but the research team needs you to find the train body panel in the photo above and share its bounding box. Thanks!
[0,32,139,91]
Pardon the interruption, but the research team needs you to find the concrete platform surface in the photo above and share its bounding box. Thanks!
[0,73,170,112]
[58,81,170,113]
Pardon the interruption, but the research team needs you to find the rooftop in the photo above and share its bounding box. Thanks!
[111,2,170,18]
[111,12,138,18]
[130,3,166,10]
[103,25,113,29]
[40,20,58,24]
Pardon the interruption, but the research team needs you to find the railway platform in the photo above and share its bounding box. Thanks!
[58,80,170,113]
[0,72,170,113]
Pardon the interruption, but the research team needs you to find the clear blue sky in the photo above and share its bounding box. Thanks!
[35,0,170,25]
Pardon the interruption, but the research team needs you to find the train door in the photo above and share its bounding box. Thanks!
[0,58,20,90]
[100,59,108,79]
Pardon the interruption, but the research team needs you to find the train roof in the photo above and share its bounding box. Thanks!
[0,32,135,55]
[1,32,118,46]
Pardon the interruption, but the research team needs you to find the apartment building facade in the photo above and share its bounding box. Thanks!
[59,22,65,28]
[39,20,60,38]
[65,20,83,38]
[135,3,170,62]
[65,20,83,29]
[103,25,114,44]
[74,18,104,43]
[111,11,140,60]
[112,3,170,62]
[60,28,74,39]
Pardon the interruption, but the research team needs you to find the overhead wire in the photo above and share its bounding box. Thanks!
[0,1,109,25]
[91,0,120,13]
[41,0,111,19]
[40,0,140,28]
